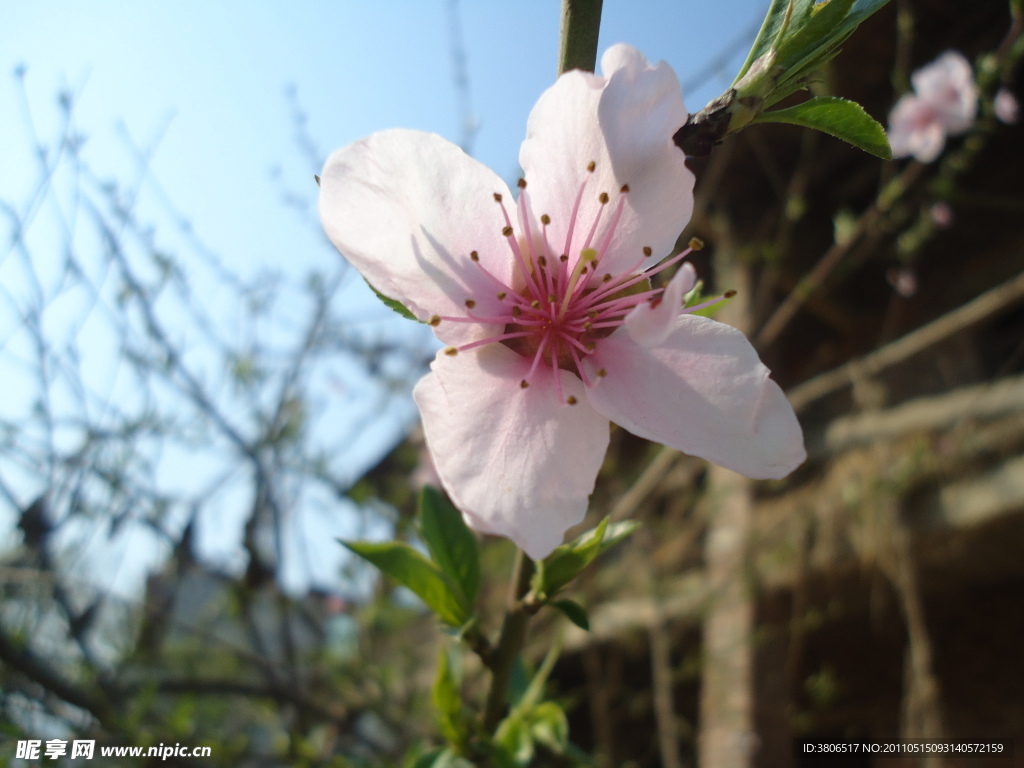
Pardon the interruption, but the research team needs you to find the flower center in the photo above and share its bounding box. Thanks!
[434,162,705,403]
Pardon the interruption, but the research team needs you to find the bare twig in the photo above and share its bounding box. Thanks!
[788,268,1024,411]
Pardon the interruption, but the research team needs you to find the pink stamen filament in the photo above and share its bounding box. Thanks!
[437,168,711,402]
[458,330,533,352]
[496,198,542,298]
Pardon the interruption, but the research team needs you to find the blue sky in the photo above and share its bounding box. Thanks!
[0,1,767,595]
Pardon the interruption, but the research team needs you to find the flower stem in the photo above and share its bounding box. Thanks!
[558,0,604,75]
[482,549,535,733]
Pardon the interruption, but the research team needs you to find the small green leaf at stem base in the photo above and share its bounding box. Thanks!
[529,701,570,755]
[533,518,641,598]
[432,647,469,748]
[340,539,468,627]
[754,96,892,159]
[419,487,480,609]
[552,599,590,631]
[367,280,421,321]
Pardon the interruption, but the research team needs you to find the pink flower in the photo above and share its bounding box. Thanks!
[319,45,805,558]
[995,88,1019,124]
[888,51,978,162]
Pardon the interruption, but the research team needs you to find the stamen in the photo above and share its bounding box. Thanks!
[596,190,628,260]
[563,173,590,266]
[496,194,542,297]
[444,347,458,356]
[428,315,441,326]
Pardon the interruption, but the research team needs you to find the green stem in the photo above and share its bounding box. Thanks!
[482,549,535,733]
[558,0,604,75]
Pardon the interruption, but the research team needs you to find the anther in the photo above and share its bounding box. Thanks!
[602,273,612,282]
[541,214,551,225]
[588,310,599,318]
[620,184,630,193]
[520,379,530,389]
[512,306,522,317]
[538,255,547,267]
[531,300,540,309]
[724,289,738,298]
[493,193,503,202]
[496,291,507,300]
[560,254,569,262]
[566,396,578,405]
[444,347,458,356]
[465,299,476,309]
[470,251,480,262]
[584,321,593,331]
[428,315,441,326]
[502,225,514,237]
[547,294,556,303]
[587,161,596,172]
[598,192,609,204]
[585,342,596,352]
[596,368,607,377]
[517,178,527,188]
[689,237,705,251]
[643,246,652,256]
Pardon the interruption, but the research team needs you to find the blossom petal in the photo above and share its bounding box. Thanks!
[624,262,696,347]
[912,50,977,135]
[888,94,945,162]
[519,44,693,276]
[320,129,514,345]
[582,315,805,479]
[414,345,610,559]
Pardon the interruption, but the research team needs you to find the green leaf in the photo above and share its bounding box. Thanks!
[367,280,420,322]
[529,702,570,755]
[494,717,534,766]
[432,647,468,747]
[776,0,855,70]
[341,540,468,626]
[534,519,641,598]
[552,599,590,631]
[411,748,475,768]
[518,635,562,712]
[418,487,480,610]
[534,518,608,598]
[754,96,891,158]
[734,0,793,83]
[506,657,530,708]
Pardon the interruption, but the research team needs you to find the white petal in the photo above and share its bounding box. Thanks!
[912,50,977,135]
[624,262,696,347]
[414,345,610,559]
[888,94,945,162]
[320,129,514,345]
[519,44,694,277]
[583,315,805,479]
